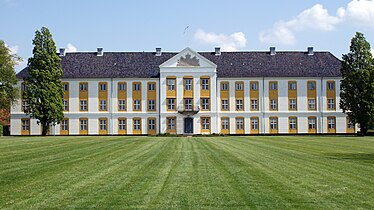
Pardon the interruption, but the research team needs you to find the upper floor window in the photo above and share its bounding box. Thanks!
[307,81,316,90]
[328,99,335,110]
[221,82,228,91]
[133,83,141,91]
[99,83,107,91]
[270,99,277,110]
[289,82,297,90]
[184,98,193,111]
[251,99,258,110]
[236,99,243,111]
[80,83,88,91]
[308,99,316,110]
[289,99,297,110]
[236,82,243,91]
[167,98,175,110]
[251,82,258,90]
[63,100,69,111]
[118,100,126,111]
[201,79,209,90]
[63,83,69,91]
[133,100,141,111]
[269,82,277,90]
[118,83,126,91]
[99,100,107,111]
[148,100,156,111]
[21,83,28,92]
[80,100,88,111]
[327,81,335,90]
[148,83,155,91]
[167,79,175,91]
[184,79,192,91]
[21,99,28,112]
[201,117,210,130]
[201,98,210,110]
[221,99,228,111]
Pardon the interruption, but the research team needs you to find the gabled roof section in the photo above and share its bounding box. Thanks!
[159,47,217,68]
[16,49,342,79]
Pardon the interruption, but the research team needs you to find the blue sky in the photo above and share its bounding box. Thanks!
[1,0,374,71]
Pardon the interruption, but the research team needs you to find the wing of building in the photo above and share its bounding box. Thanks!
[11,47,356,135]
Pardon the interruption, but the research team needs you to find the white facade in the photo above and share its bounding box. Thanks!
[10,48,354,135]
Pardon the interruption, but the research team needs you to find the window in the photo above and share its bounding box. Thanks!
[307,81,316,90]
[21,99,28,111]
[167,79,175,91]
[61,119,68,131]
[221,99,228,110]
[184,99,192,111]
[148,83,155,91]
[289,117,297,130]
[347,120,354,129]
[221,118,229,130]
[21,83,28,92]
[236,82,243,90]
[328,99,335,109]
[270,99,277,110]
[63,100,69,111]
[202,117,210,130]
[133,83,141,91]
[327,81,335,90]
[21,119,29,131]
[80,119,88,131]
[184,79,192,90]
[99,100,107,111]
[167,118,175,130]
[133,119,141,130]
[308,99,316,110]
[251,118,259,130]
[100,119,107,130]
[80,100,87,111]
[99,83,107,91]
[79,83,88,91]
[167,98,175,110]
[236,99,243,111]
[63,83,69,91]
[201,78,209,90]
[133,100,141,111]
[236,118,244,130]
[328,117,335,129]
[308,117,316,129]
[221,82,228,91]
[289,82,297,90]
[148,100,156,111]
[251,99,258,110]
[148,119,156,130]
[201,98,210,110]
[251,82,258,90]
[289,99,297,110]
[269,82,277,90]
[118,100,126,111]
[118,83,126,91]
[270,117,278,130]
[118,119,126,130]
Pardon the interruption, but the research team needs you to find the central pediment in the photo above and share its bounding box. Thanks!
[160,47,217,68]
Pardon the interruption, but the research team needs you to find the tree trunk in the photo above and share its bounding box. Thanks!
[41,122,49,136]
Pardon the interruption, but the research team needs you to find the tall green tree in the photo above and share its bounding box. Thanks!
[0,40,21,110]
[23,27,63,136]
[340,32,374,136]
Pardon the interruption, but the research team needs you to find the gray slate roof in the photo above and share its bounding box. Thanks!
[17,51,342,79]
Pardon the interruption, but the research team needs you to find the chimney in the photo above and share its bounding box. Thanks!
[156,47,162,56]
[97,47,103,56]
[59,48,66,56]
[215,47,221,56]
[307,47,314,55]
[270,47,276,55]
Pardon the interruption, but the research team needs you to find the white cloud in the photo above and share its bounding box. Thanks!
[338,0,374,27]
[260,0,374,45]
[66,43,77,52]
[194,29,247,51]
[4,43,19,54]
[259,4,340,45]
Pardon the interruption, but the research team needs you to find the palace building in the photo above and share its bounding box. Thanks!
[10,47,355,135]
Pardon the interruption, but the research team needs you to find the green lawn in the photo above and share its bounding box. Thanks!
[0,136,373,209]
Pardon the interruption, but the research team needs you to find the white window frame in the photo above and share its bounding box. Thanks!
[308,99,316,110]
[221,118,229,130]
[100,119,107,130]
[289,99,297,110]
[251,99,258,110]
[184,98,192,111]
[236,99,243,111]
[80,100,87,111]
[167,118,175,130]
[133,83,141,91]
[236,118,244,130]
[202,118,210,130]
[118,119,126,130]
[80,119,88,131]
[184,79,192,91]
[167,79,175,91]
[148,83,155,91]
[251,82,258,90]
[269,82,277,90]
[270,99,277,110]
[308,118,316,129]
[221,83,228,91]
[61,119,68,131]
[289,82,297,90]
[148,100,156,111]
[270,118,278,130]
[118,83,126,91]
[328,117,335,129]
[327,82,335,90]
[201,98,210,110]
[289,117,297,129]
[64,83,69,91]
[79,83,88,91]
[63,100,69,111]
[118,100,126,111]
[133,100,141,111]
[221,99,228,110]
[236,82,243,91]
[201,79,209,90]
[307,81,315,90]
[22,119,29,131]
[167,98,175,110]
[133,119,141,130]
[99,83,107,91]
[99,100,107,111]
[251,118,259,130]
[148,119,156,130]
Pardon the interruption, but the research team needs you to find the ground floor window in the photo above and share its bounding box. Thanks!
[308,117,316,129]
[201,117,210,130]
[236,118,244,130]
[118,119,126,130]
[289,117,297,130]
[167,117,176,130]
[80,119,88,131]
[133,119,141,130]
[21,119,30,131]
[270,117,278,130]
[61,119,69,131]
[221,118,229,130]
[148,118,156,130]
[328,117,335,129]
[251,117,259,130]
[99,119,107,130]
